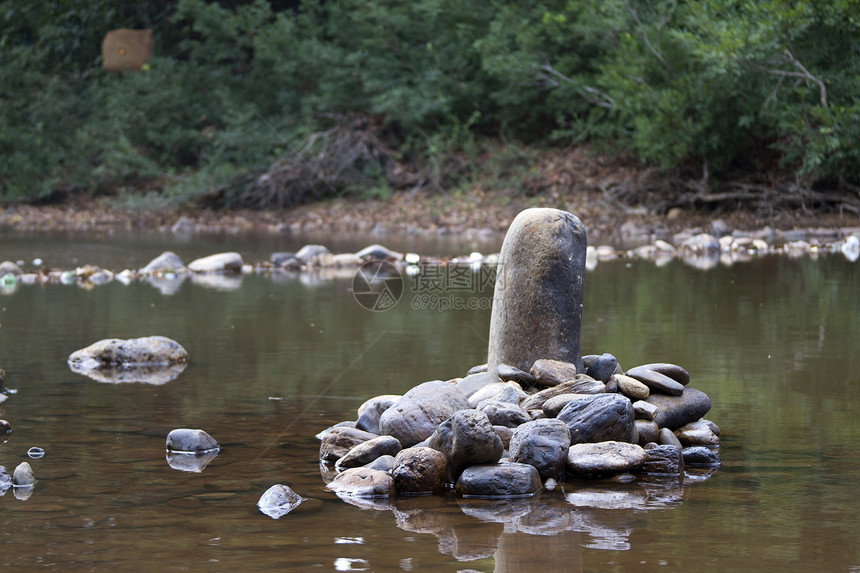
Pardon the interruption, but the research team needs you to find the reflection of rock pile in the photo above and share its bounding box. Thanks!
[318,209,720,507]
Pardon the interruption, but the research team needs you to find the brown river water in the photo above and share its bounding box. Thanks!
[0,230,858,572]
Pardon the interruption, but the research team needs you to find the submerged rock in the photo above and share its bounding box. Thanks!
[487,208,587,376]
[258,484,305,519]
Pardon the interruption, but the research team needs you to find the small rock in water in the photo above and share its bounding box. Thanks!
[647,387,712,430]
[682,446,721,466]
[165,428,219,454]
[658,427,683,448]
[141,251,186,274]
[0,419,10,434]
[187,252,244,273]
[68,336,188,368]
[12,462,36,487]
[257,484,305,519]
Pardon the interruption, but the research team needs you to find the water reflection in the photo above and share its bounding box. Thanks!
[68,361,187,384]
[165,450,219,473]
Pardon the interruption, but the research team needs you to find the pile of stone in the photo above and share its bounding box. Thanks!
[319,208,720,501]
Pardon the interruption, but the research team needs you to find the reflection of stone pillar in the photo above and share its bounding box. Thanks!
[488,208,587,377]
[494,530,582,573]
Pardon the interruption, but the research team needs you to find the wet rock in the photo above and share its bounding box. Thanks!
[428,409,504,481]
[497,364,537,388]
[658,427,683,448]
[355,394,400,434]
[355,244,403,261]
[379,380,470,447]
[455,462,542,498]
[487,208,587,375]
[68,336,188,368]
[508,418,571,480]
[476,400,531,428]
[166,428,219,454]
[141,251,185,274]
[12,462,36,486]
[529,359,578,387]
[455,371,497,398]
[632,363,691,386]
[0,419,10,434]
[632,400,659,421]
[0,261,23,277]
[391,447,448,494]
[188,252,243,273]
[166,450,219,472]
[567,441,646,477]
[641,444,683,475]
[327,467,395,498]
[625,366,684,396]
[258,484,305,519]
[319,426,378,462]
[646,387,712,430]
[682,446,721,466]
[335,435,403,470]
[467,381,526,408]
[674,420,720,446]
[583,353,618,383]
[635,420,659,445]
[557,394,635,445]
[520,377,606,411]
[614,374,650,400]
[295,244,331,265]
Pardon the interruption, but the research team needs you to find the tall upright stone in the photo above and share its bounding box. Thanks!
[488,208,587,377]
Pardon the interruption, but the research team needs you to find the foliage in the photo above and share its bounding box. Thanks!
[1,0,859,204]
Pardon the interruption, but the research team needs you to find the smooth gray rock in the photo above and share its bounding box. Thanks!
[520,377,606,411]
[529,359,578,387]
[141,251,185,274]
[476,400,531,428]
[646,387,712,430]
[356,244,403,261]
[658,427,683,448]
[633,363,691,385]
[497,364,537,388]
[319,426,378,462]
[455,462,542,498]
[327,467,395,498]
[391,447,448,494]
[335,435,403,470]
[166,428,219,454]
[258,484,305,519]
[567,441,646,476]
[584,353,618,383]
[355,394,400,434]
[379,380,470,447]
[69,336,188,369]
[428,409,504,481]
[12,462,36,486]
[641,443,683,475]
[468,382,527,408]
[487,208,587,375]
[635,419,659,445]
[557,394,635,444]
[188,252,243,273]
[682,446,721,466]
[674,420,720,446]
[625,366,684,396]
[508,418,571,480]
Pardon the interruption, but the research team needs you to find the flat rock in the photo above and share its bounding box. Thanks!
[379,380,470,447]
[327,468,395,498]
[487,208,587,375]
[529,359,578,387]
[625,366,684,396]
[567,441,646,476]
[188,252,243,273]
[68,336,188,368]
[455,462,542,498]
[521,377,606,411]
[496,364,537,388]
[633,363,691,385]
[508,418,571,480]
[391,447,448,494]
[258,484,305,519]
[557,394,635,444]
[335,435,403,470]
[646,387,712,430]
